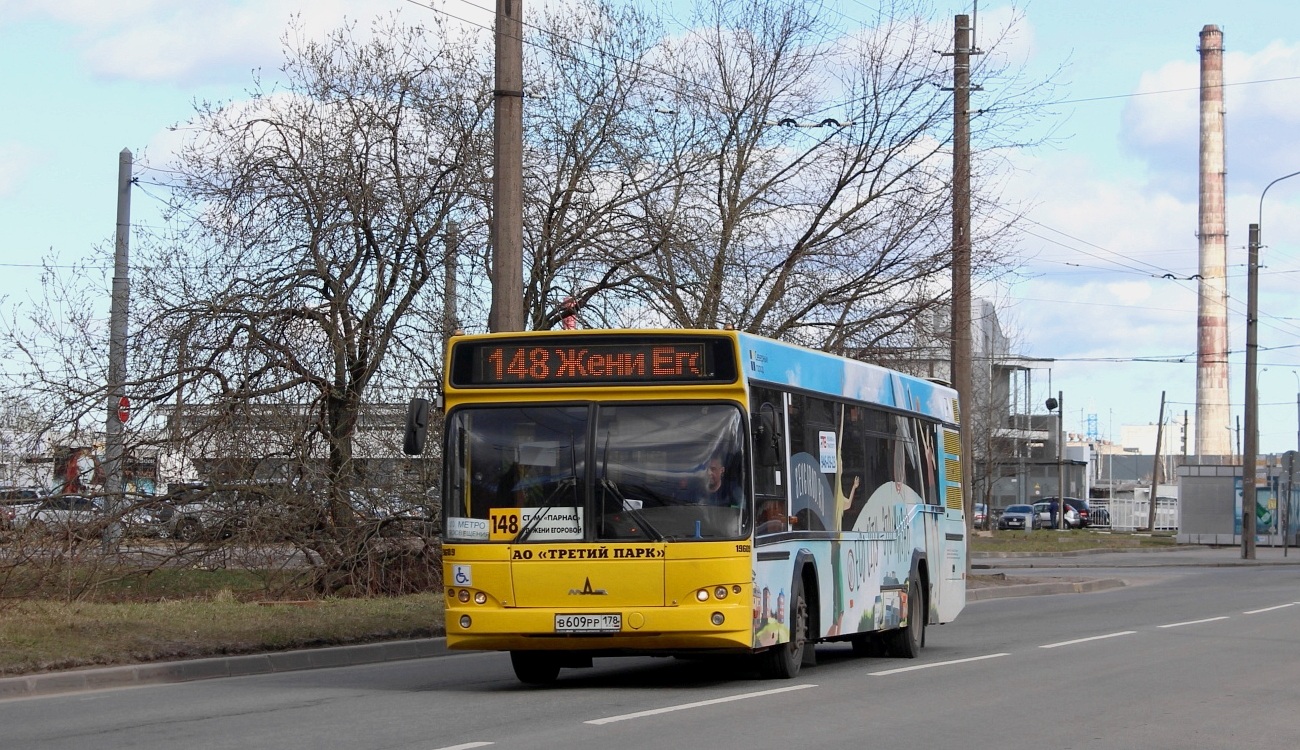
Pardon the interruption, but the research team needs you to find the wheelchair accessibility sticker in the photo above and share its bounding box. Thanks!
[452,565,471,586]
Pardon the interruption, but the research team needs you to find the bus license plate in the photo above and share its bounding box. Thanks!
[554,613,621,633]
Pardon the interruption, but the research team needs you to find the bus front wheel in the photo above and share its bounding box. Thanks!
[510,651,561,685]
[759,577,807,679]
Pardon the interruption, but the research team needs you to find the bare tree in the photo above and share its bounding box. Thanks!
[513,1,683,329]
[517,0,1049,351]
[133,14,491,591]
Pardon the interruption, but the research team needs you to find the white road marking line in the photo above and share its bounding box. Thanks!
[1157,616,1230,629]
[1040,631,1137,649]
[585,684,817,725]
[868,653,1009,676]
[1243,602,1299,614]
[432,743,493,750]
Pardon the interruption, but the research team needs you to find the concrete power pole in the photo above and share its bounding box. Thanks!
[102,148,132,549]
[1242,222,1260,559]
[488,0,525,333]
[950,15,976,534]
[1148,391,1166,532]
[1195,24,1230,457]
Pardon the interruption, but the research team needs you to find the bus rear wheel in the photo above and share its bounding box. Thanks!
[759,577,807,679]
[510,650,561,685]
[886,580,924,658]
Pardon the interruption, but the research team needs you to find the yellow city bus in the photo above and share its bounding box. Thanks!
[404,329,966,684]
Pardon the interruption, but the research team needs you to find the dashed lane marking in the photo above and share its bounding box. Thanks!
[868,653,1009,676]
[1040,631,1137,649]
[585,684,817,725]
[1243,602,1299,614]
[1157,616,1230,629]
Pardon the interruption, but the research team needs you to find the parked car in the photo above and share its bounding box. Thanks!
[1033,500,1082,530]
[165,483,257,542]
[122,497,178,538]
[1040,496,1091,527]
[0,486,49,503]
[998,504,1039,531]
[1,486,49,532]
[17,495,108,538]
[1089,505,1112,527]
[973,503,989,530]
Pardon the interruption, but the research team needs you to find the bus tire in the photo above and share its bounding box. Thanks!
[759,576,807,679]
[510,650,561,685]
[887,580,924,658]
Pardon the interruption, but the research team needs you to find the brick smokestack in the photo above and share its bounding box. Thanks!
[1195,24,1230,456]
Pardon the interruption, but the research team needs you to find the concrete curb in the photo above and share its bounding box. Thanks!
[970,546,1185,559]
[0,637,448,701]
[966,578,1126,601]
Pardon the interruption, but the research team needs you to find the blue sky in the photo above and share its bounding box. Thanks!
[2,0,1299,454]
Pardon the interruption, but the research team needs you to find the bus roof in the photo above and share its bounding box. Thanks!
[735,332,957,424]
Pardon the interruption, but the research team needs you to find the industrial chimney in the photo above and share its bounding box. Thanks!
[1195,24,1231,457]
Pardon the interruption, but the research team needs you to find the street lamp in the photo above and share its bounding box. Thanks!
[1243,169,1300,560]
[1046,393,1065,531]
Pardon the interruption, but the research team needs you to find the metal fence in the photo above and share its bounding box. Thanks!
[1089,498,1179,532]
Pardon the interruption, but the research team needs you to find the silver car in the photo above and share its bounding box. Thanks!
[1033,500,1081,529]
[998,504,1039,531]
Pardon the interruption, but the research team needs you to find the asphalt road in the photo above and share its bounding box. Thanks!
[4,550,1297,750]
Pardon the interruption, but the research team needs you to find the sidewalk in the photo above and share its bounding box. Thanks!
[973,543,1300,569]
[4,545,1294,701]
[968,543,1300,601]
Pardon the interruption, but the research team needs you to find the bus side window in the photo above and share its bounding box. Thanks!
[756,499,787,535]
[750,387,785,498]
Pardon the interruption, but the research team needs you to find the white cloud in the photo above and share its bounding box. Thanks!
[4,1,490,86]
[1122,39,1300,189]
[0,142,40,197]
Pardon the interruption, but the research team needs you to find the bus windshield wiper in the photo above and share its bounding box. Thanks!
[513,476,576,543]
[599,478,662,541]
[596,434,661,541]
[514,439,579,543]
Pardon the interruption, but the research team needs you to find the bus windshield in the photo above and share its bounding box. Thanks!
[444,402,749,543]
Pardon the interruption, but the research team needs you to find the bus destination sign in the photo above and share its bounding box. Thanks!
[452,337,737,386]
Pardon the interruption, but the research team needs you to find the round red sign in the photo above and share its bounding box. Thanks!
[117,396,130,423]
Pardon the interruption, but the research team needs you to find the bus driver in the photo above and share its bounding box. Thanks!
[703,452,742,507]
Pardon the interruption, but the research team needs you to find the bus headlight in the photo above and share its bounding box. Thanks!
[696,589,710,602]
[458,589,471,603]
[711,612,725,626]
[714,586,728,600]
[474,591,487,605]
[459,615,472,628]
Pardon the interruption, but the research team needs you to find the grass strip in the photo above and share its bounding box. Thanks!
[0,593,443,676]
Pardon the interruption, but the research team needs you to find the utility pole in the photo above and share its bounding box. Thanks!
[489,0,525,332]
[950,14,975,536]
[1242,222,1259,559]
[102,148,132,551]
[1148,391,1166,533]
[443,221,460,354]
[1055,392,1064,530]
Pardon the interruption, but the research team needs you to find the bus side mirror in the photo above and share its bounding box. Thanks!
[404,398,429,455]
[754,405,781,467]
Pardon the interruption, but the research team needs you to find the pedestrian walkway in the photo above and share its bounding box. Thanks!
[974,543,1300,569]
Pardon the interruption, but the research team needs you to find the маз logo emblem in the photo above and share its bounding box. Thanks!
[569,577,607,595]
